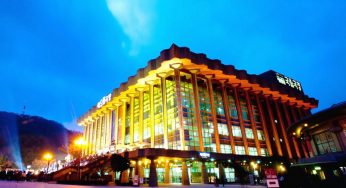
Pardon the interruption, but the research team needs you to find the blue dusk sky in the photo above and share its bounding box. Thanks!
[1,0,345,131]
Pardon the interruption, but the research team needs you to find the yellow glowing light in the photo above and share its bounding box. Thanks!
[250,161,258,169]
[43,152,53,161]
[138,161,142,166]
[74,137,87,146]
[304,123,308,127]
[279,165,286,172]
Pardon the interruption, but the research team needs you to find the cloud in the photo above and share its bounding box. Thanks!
[106,0,155,55]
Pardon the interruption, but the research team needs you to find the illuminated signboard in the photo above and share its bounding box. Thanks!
[199,152,210,158]
[97,93,112,108]
[275,72,302,91]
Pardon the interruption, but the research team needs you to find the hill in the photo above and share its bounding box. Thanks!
[0,111,80,168]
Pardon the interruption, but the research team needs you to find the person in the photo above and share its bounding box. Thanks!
[214,176,219,187]
[220,175,225,187]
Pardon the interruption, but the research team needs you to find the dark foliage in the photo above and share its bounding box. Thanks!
[110,154,130,173]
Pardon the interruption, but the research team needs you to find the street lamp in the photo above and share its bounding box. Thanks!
[74,137,87,181]
[43,152,53,174]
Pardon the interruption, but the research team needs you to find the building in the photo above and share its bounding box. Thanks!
[287,101,346,182]
[77,44,318,186]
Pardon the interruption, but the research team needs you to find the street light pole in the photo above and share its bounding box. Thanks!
[43,152,53,181]
[74,137,86,182]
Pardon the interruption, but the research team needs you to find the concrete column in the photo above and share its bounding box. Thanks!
[290,104,306,157]
[201,161,209,184]
[301,140,309,158]
[147,82,155,148]
[91,119,95,154]
[305,136,314,157]
[255,94,273,156]
[129,94,135,145]
[164,161,170,183]
[173,68,185,150]
[120,99,128,146]
[274,100,292,158]
[83,124,88,156]
[138,163,144,179]
[190,70,205,151]
[134,161,139,176]
[233,86,249,155]
[157,74,169,149]
[129,167,133,180]
[137,89,144,144]
[181,160,190,185]
[206,75,221,153]
[108,110,113,147]
[97,116,101,152]
[120,169,129,184]
[282,102,301,158]
[264,96,283,156]
[245,90,261,156]
[220,82,236,154]
[113,103,120,146]
[149,158,158,187]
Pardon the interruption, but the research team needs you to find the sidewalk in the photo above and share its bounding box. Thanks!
[0,181,266,188]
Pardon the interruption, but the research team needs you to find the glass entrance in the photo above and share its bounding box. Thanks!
[171,167,182,183]
[157,168,164,183]
[190,161,202,183]
[224,167,235,182]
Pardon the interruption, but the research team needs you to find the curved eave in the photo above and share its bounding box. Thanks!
[287,102,346,136]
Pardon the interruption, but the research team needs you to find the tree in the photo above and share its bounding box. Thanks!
[110,154,130,184]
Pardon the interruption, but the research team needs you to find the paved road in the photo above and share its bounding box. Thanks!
[0,181,265,188]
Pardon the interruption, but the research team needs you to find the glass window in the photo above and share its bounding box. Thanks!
[314,132,340,155]
[260,148,269,156]
[232,126,242,137]
[248,147,258,156]
[224,168,235,182]
[257,130,265,140]
[218,123,229,136]
[235,146,245,155]
[220,144,232,154]
[245,128,254,139]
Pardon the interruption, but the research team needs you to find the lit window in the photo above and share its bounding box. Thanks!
[257,130,265,140]
[232,126,242,137]
[314,132,341,155]
[218,123,229,136]
[248,147,258,156]
[210,143,217,153]
[245,128,254,139]
[235,146,245,155]
[220,144,232,154]
[260,148,269,156]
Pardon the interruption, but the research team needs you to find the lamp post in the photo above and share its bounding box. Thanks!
[43,152,53,181]
[74,137,86,182]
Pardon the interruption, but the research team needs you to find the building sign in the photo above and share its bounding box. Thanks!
[97,93,112,108]
[265,168,279,188]
[275,72,302,91]
[199,152,210,158]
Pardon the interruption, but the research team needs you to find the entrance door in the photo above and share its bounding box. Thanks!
[171,167,182,183]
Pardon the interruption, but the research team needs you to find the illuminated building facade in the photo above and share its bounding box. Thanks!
[78,44,318,185]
